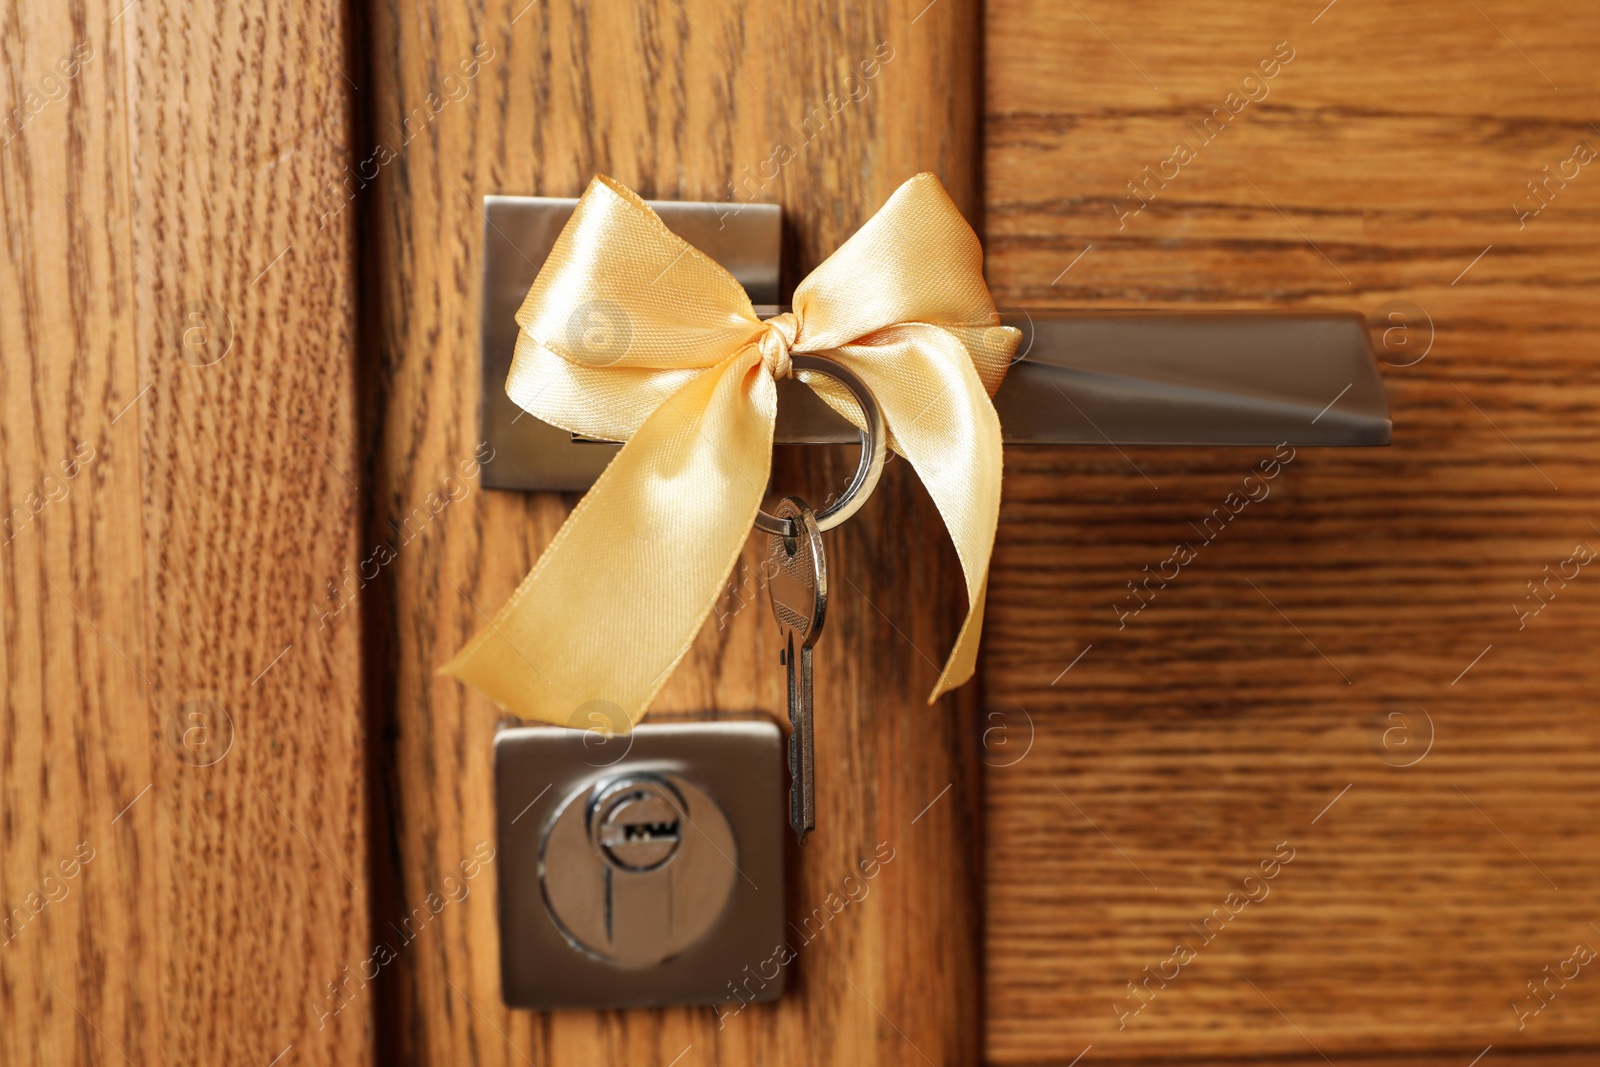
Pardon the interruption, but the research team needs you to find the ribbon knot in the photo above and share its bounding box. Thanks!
[442,173,1021,728]
[756,311,799,379]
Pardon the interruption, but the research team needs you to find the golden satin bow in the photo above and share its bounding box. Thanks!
[442,173,1020,727]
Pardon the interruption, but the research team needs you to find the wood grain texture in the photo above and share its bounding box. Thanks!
[981,1,1600,1064]
[0,7,157,1065]
[1,2,371,1064]
[361,0,985,1063]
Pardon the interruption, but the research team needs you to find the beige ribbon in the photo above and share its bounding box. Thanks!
[442,173,1019,726]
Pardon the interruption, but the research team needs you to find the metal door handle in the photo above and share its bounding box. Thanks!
[479,196,1388,493]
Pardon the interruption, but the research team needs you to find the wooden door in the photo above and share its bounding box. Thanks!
[6,1,1600,1065]
[1,3,370,1065]
[981,2,1600,1065]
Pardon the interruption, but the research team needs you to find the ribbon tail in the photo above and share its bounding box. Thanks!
[822,324,1007,703]
[440,350,776,727]
[936,575,989,700]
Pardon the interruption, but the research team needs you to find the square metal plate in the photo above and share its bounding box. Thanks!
[495,720,787,1010]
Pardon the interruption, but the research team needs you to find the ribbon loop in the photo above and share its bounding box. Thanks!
[443,173,1021,727]
[757,311,798,379]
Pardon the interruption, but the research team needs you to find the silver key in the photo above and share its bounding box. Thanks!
[767,496,827,845]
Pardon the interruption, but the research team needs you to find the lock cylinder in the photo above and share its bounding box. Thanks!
[590,777,684,871]
[540,770,738,967]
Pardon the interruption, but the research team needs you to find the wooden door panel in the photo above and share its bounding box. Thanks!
[363,2,984,1063]
[1,2,371,1064]
[982,0,1600,1063]
[0,8,156,1064]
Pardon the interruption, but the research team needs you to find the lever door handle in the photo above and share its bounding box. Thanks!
[990,309,1388,447]
[770,308,1388,447]
[479,195,1389,493]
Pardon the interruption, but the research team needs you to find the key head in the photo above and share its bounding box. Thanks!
[766,497,827,650]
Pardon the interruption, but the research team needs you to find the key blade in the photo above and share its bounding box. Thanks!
[790,643,815,844]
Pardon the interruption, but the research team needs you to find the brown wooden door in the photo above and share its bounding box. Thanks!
[981,4,1600,1064]
[5,1,1600,1065]
[1,2,371,1064]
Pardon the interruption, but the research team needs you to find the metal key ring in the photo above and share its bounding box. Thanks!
[754,354,887,537]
